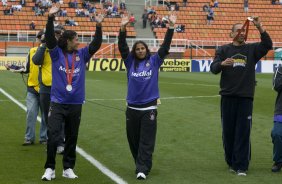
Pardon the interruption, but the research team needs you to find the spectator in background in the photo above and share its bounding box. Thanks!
[2,0,8,7]
[30,21,36,30]
[207,7,214,25]
[12,4,22,11]
[69,0,77,8]
[160,20,166,28]
[214,0,218,8]
[106,5,113,16]
[103,0,111,9]
[175,3,180,11]
[112,4,118,14]
[65,17,78,26]
[244,0,248,12]
[176,24,185,32]
[3,8,10,15]
[9,6,14,15]
[129,13,136,26]
[35,7,45,16]
[61,8,67,16]
[82,0,90,9]
[82,0,86,8]
[21,0,25,6]
[209,0,215,7]
[183,0,187,7]
[89,5,96,13]
[53,17,59,27]
[73,0,77,8]
[84,9,89,17]
[75,8,85,16]
[90,13,96,22]
[203,4,210,12]
[142,10,148,28]
[152,16,161,28]
[149,12,156,25]
[165,0,171,11]
[147,6,155,15]
[120,1,126,10]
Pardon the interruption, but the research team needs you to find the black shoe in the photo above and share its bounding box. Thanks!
[272,163,282,172]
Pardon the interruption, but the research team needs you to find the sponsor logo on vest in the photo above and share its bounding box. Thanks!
[131,70,152,77]
[59,66,81,74]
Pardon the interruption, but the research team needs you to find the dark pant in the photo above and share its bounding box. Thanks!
[126,107,157,175]
[44,102,82,170]
[221,96,253,171]
[40,93,65,146]
[271,122,282,163]
[143,20,147,28]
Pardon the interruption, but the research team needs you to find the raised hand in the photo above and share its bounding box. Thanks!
[251,16,261,28]
[49,3,61,17]
[95,14,104,24]
[168,13,177,26]
[121,16,129,27]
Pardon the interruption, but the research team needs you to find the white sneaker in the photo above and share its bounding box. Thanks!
[56,146,64,154]
[41,168,55,181]
[62,168,78,179]
[237,170,247,176]
[136,172,146,180]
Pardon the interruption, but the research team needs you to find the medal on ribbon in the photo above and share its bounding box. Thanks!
[64,52,76,92]
[233,17,253,42]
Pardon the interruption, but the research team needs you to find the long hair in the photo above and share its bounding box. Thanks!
[130,41,151,71]
[58,30,77,51]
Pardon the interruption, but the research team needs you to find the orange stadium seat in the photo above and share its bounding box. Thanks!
[0,0,136,38]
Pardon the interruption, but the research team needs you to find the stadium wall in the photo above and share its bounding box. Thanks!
[1,57,281,73]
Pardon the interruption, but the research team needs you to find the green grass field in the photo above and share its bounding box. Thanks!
[0,71,281,184]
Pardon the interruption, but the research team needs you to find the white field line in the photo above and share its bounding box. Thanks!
[0,88,127,184]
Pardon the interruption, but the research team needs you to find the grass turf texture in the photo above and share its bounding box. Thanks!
[0,71,281,184]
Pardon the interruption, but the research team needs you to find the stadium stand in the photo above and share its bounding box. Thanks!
[154,0,282,42]
[0,0,136,36]
[152,0,281,58]
[0,0,280,59]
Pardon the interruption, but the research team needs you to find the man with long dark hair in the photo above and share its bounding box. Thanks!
[41,4,104,181]
[118,14,176,180]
